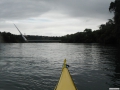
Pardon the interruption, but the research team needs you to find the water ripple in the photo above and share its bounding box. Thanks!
[0,43,119,90]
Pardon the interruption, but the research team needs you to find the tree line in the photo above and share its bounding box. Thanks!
[61,0,120,45]
[61,19,116,44]
[0,32,24,43]
[0,32,61,43]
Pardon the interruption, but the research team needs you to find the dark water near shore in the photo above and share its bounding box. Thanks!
[0,43,120,90]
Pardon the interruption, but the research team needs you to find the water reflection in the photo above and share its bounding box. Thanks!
[0,43,120,90]
[106,49,120,87]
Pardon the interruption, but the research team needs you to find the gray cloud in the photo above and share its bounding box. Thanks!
[0,0,114,36]
[0,0,50,20]
[0,0,114,20]
[49,0,113,19]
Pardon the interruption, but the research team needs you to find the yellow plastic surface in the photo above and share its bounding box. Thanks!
[54,60,77,90]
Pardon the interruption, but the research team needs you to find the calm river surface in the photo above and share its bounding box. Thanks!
[0,43,120,90]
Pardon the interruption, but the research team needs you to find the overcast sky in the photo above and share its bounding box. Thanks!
[0,0,114,36]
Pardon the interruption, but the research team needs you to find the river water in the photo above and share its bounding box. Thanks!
[0,43,120,90]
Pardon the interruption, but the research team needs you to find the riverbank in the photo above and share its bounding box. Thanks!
[0,33,4,43]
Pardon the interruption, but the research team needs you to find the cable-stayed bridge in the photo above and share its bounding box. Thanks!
[14,24,61,43]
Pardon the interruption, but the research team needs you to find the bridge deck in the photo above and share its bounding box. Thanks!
[27,40,61,43]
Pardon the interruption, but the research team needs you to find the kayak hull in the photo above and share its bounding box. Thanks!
[54,59,77,90]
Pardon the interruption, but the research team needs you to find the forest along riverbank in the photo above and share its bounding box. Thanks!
[0,34,4,43]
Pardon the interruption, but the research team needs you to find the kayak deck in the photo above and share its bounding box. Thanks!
[54,59,77,90]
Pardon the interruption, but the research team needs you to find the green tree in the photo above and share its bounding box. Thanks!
[109,0,120,45]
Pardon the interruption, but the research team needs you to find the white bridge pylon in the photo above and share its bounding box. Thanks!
[14,24,28,42]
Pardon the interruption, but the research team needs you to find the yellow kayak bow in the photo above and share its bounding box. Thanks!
[54,59,77,90]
